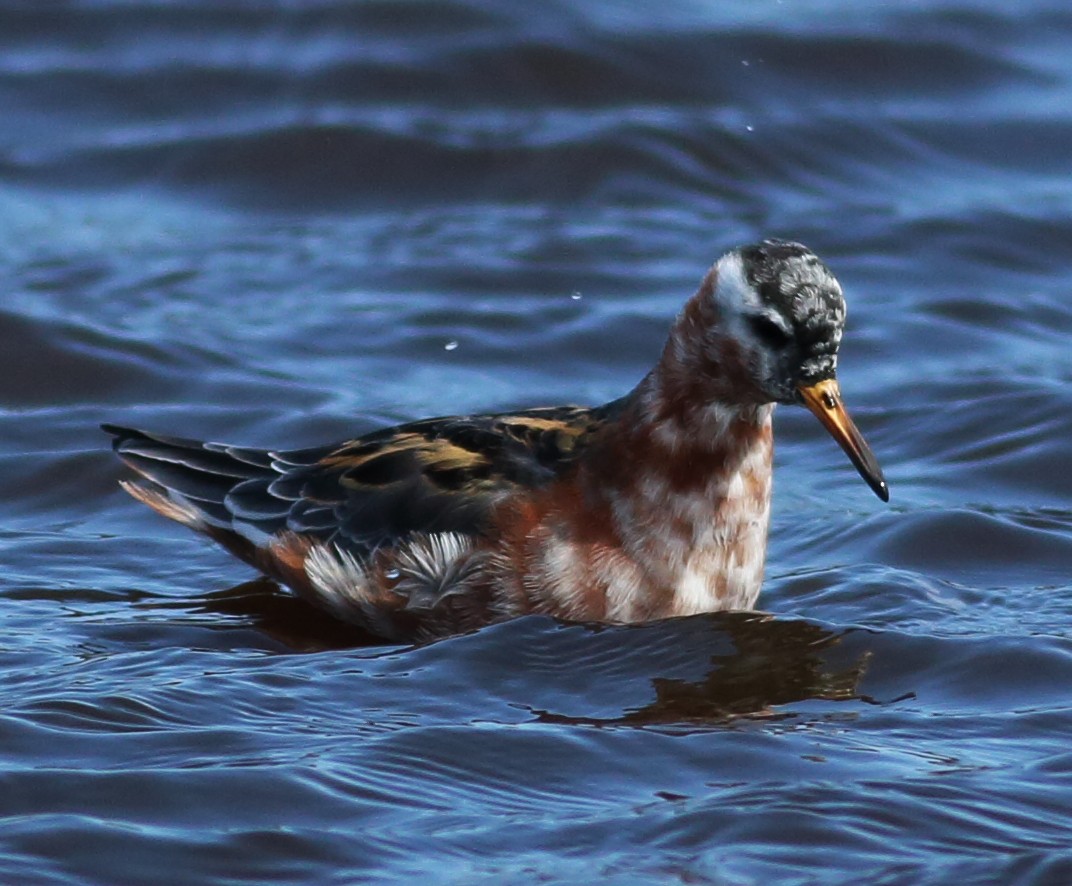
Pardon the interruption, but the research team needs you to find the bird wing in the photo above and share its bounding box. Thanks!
[104,402,619,561]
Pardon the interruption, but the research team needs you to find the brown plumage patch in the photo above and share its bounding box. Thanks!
[265,531,315,591]
[119,481,204,529]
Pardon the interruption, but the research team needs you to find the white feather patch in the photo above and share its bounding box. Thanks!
[303,543,375,620]
[302,532,484,617]
[393,532,485,611]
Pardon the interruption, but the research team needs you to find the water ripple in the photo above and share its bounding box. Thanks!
[2,0,1072,882]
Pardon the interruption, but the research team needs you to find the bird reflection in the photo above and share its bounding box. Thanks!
[194,582,877,724]
[532,612,874,727]
[196,578,384,651]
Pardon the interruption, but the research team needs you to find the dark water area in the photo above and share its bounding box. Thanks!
[2,0,1072,882]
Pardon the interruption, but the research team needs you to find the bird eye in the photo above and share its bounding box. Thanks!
[747,314,792,349]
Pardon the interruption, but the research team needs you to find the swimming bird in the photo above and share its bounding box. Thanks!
[105,240,887,643]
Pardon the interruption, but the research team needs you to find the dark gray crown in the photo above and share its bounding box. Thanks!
[739,239,845,382]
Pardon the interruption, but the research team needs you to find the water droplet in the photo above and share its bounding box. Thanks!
[385,567,401,580]
[741,59,750,67]
[444,340,458,351]
[570,291,582,301]
[745,125,755,132]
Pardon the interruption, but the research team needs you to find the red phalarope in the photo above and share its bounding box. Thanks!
[106,240,888,642]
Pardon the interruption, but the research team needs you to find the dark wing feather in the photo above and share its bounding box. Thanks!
[104,399,623,562]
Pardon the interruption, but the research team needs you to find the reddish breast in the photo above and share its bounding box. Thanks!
[489,400,774,622]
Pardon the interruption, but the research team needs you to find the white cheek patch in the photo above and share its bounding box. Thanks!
[711,252,784,362]
[712,251,763,314]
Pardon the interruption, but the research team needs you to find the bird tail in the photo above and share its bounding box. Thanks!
[102,424,277,564]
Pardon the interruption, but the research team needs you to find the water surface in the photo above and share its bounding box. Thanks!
[2,1,1072,882]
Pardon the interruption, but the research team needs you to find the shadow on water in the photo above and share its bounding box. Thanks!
[195,577,386,650]
[157,578,898,727]
[528,613,898,729]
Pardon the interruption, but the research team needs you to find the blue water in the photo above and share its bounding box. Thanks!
[2,1,1072,882]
